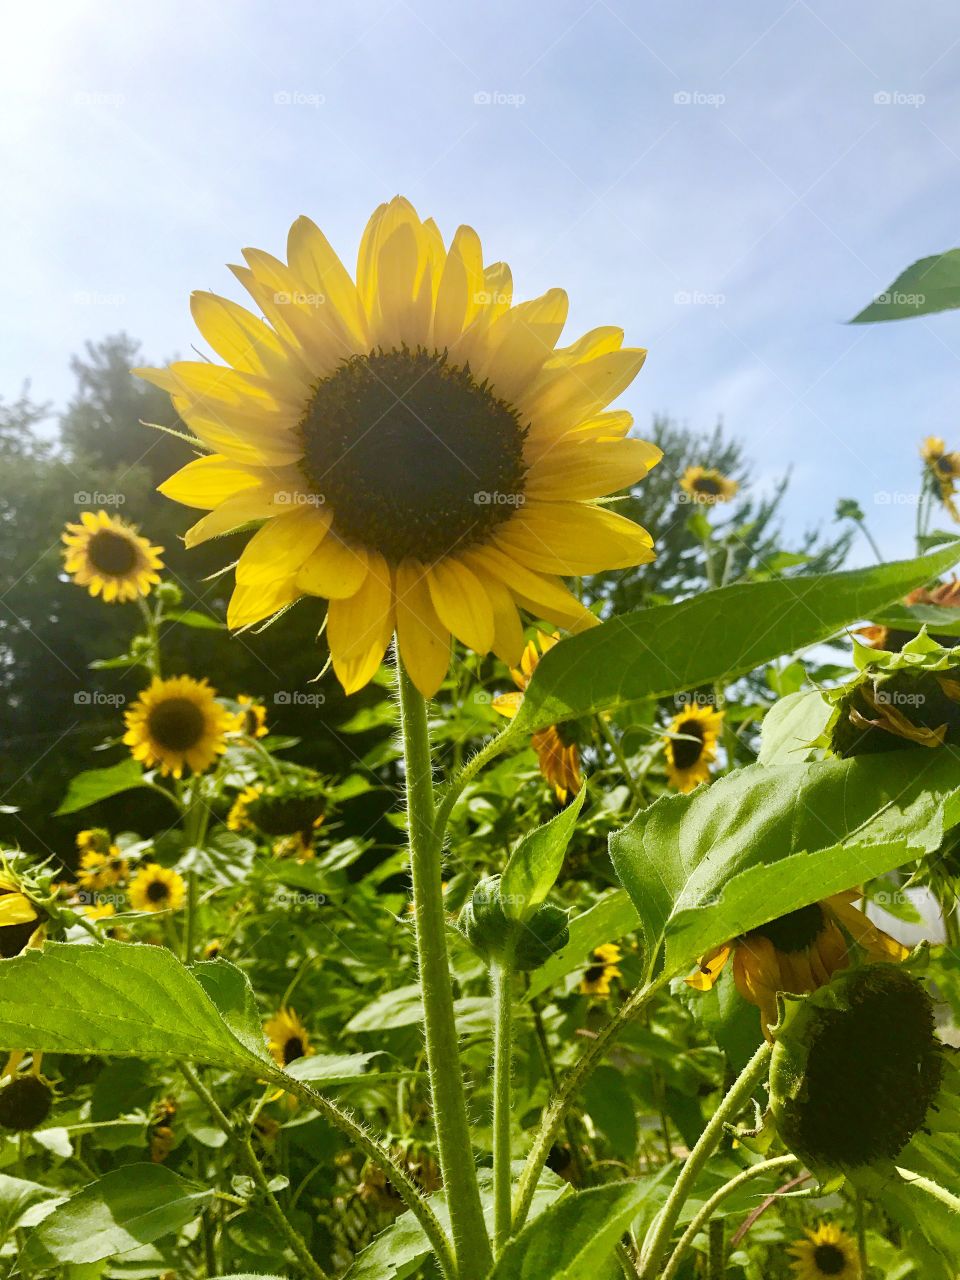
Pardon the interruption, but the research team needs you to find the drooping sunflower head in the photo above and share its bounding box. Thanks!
[62,510,164,603]
[244,778,327,838]
[493,632,582,801]
[123,675,235,778]
[687,890,908,1038]
[789,1222,860,1279]
[580,943,623,995]
[679,466,738,505]
[128,863,186,914]
[264,1007,313,1067]
[920,434,960,478]
[663,701,724,793]
[0,1074,54,1132]
[770,965,944,1172]
[139,198,662,698]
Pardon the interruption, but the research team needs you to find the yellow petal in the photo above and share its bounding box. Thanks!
[427,558,495,654]
[327,555,395,694]
[172,396,304,467]
[296,535,369,599]
[433,225,485,353]
[483,571,525,665]
[190,291,301,384]
[373,221,433,350]
[228,577,302,629]
[286,215,368,348]
[183,489,291,547]
[395,560,451,698]
[521,347,647,426]
[235,508,333,586]
[231,259,343,378]
[527,438,663,501]
[476,289,569,404]
[496,501,655,574]
[158,454,266,510]
[465,545,597,632]
[0,893,37,928]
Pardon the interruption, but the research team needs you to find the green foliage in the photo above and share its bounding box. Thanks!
[850,249,960,322]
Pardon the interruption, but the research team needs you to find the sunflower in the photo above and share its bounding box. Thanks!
[858,576,960,651]
[76,898,116,922]
[234,695,269,737]
[686,891,908,1038]
[123,675,234,777]
[663,702,724,793]
[138,197,661,698]
[493,632,582,801]
[62,510,164,603]
[679,466,738,505]
[579,943,623,995]
[0,870,43,959]
[789,1223,860,1279]
[76,846,128,892]
[264,1007,313,1067]
[921,436,960,519]
[227,784,261,832]
[128,864,186,913]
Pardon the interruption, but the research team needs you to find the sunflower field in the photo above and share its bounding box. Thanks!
[3,198,960,1280]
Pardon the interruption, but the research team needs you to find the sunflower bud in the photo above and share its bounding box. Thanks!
[457,876,568,970]
[0,1076,54,1131]
[770,965,943,1172]
[154,581,183,607]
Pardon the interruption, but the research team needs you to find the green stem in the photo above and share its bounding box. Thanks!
[595,714,644,806]
[856,517,885,565]
[136,596,162,678]
[659,1154,796,1280]
[531,999,587,1185]
[855,1190,868,1278]
[513,981,660,1233]
[180,1064,329,1280]
[397,661,492,1280]
[637,1040,772,1279]
[491,960,514,1255]
[432,717,520,853]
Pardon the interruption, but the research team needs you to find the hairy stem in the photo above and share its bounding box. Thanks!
[491,960,514,1255]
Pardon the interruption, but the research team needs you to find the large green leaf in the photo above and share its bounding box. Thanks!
[850,250,960,323]
[511,543,960,733]
[872,603,960,637]
[21,1164,211,1267]
[55,760,151,816]
[0,1171,58,1237]
[488,1181,651,1280]
[610,749,960,983]
[0,942,273,1072]
[501,785,586,921]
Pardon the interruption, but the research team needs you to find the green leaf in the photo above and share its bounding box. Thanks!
[285,1051,382,1085]
[0,941,273,1072]
[192,959,270,1063]
[511,543,960,733]
[21,1164,211,1267]
[610,749,960,984]
[501,785,586,921]
[850,250,960,322]
[345,984,490,1036]
[55,760,151,816]
[526,890,639,1000]
[488,1181,651,1280]
[166,609,225,629]
[0,1171,58,1236]
[756,690,831,765]
[872,603,960,637]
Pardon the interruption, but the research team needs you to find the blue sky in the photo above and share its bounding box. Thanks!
[4,0,960,556]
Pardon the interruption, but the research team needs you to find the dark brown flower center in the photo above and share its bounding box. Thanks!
[88,528,139,575]
[813,1243,847,1275]
[297,348,528,564]
[283,1036,305,1064]
[146,879,170,903]
[671,719,706,770]
[0,1076,53,1131]
[748,903,825,953]
[693,475,723,496]
[147,698,207,752]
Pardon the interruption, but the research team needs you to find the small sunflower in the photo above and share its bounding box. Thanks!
[76,845,128,892]
[0,869,44,958]
[921,436,960,520]
[76,898,116,922]
[579,943,623,995]
[789,1223,860,1279]
[227,785,261,832]
[128,864,186,913]
[679,466,738,505]
[62,510,164,603]
[76,828,113,856]
[493,632,582,802]
[264,1007,313,1067]
[663,702,724,793]
[234,695,269,737]
[123,675,234,778]
[140,197,662,698]
[686,891,908,1038]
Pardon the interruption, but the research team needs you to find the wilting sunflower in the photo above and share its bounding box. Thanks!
[579,943,623,995]
[789,1223,860,1279]
[493,632,582,802]
[686,891,908,1038]
[264,1007,313,1067]
[858,576,960,651]
[62,510,164,603]
[123,675,234,777]
[128,864,186,913]
[663,702,724,793]
[138,197,661,697]
[234,695,269,737]
[679,466,738,505]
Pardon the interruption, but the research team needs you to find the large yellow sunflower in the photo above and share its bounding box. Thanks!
[138,197,661,697]
[789,1222,860,1279]
[686,891,908,1038]
[123,675,234,777]
[663,702,724,793]
[62,511,164,603]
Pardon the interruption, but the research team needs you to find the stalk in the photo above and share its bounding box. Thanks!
[491,959,513,1254]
